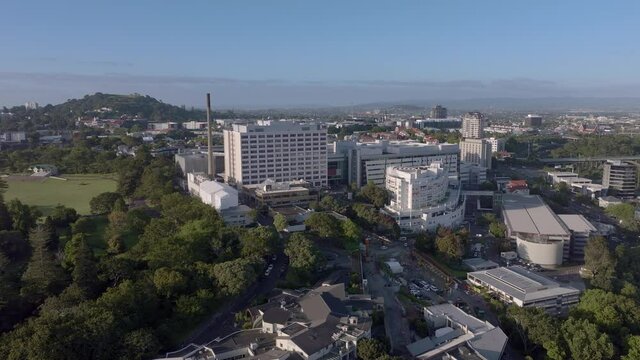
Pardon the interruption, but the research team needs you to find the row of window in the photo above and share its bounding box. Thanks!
[241,133,326,139]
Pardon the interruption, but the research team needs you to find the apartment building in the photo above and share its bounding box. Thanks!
[461,112,485,139]
[224,121,328,188]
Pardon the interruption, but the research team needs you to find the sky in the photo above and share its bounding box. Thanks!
[1,0,640,108]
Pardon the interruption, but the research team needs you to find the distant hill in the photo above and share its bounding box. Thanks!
[1,93,239,130]
[46,93,206,121]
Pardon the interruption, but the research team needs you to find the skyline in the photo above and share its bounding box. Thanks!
[1,1,640,107]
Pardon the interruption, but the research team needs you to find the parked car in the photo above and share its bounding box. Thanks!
[381,245,388,250]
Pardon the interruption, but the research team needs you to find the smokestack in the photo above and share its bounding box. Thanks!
[206,93,215,178]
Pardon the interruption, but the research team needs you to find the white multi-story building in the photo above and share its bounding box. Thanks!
[487,137,505,153]
[383,163,465,232]
[461,112,485,139]
[329,140,459,187]
[460,138,492,169]
[224,121,328,188]
[187,173,252,226]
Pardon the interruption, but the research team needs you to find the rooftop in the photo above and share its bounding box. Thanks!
[558,214,597,233]
[467,266,580,302]
[502,194,570,237]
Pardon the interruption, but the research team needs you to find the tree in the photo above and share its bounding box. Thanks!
[358,182,389,208]
[72,236,99,297]
[285,233,321,275]
[90,192,124,214]
[21,226,67,302]
[623,336,640,360]
[71,217,95,235]
[240,226,278,259]
[561,318,615,360]
[153,267,187,298]
[357,338,387,360]
[274,213,289,232]
[7,199,37,235]
[213,258,257,296]
[117,328,161,360]
[506,306,559,355]
[415,232,435,253]
[305,213,340,239]
[49,205,79,227]
[573,289,640,343]
[342,219,362,242]
[489,221,507,238]
[320,195,340,212]
[0,200,13,231]
[435,228,464,262]
[584,236,616,291]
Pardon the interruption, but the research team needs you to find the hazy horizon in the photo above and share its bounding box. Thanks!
[2,1,640,108]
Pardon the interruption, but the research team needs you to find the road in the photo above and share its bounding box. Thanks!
[177,252,287,348]
[364,257,411,355]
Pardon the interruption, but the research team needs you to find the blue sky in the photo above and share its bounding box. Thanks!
[1,0,639,108]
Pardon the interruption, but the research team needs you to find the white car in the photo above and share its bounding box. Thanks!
[381,245,388,250]
[430,285,439,292]
[264,269,271,276]
[475,233,482,238]
[419,280,429,288]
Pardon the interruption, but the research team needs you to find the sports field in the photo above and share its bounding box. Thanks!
[4,174,117,215]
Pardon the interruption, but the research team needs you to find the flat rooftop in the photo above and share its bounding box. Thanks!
[502,194,570,237]
[558,214,597,233]
[468,266,579,302]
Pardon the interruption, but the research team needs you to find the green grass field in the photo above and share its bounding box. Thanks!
[4,174,117,216]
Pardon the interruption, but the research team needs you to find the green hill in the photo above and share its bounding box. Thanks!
[2,93,237,130]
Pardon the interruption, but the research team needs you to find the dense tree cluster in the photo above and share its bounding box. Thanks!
[0,161,280,359]
[551,135,640,159]
[357,182,390,208]
[415,227,469,263]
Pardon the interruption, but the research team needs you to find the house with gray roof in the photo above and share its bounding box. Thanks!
[406,303,507,360]
[160,283,382,360]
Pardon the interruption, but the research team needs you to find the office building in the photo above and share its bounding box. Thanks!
[459,162,487,185]
[461,112,485,139]
[241,179,316,208]
[329,140,459,187]
[524,114,543,127]
[407,303,507,360]
[603,160,637,199]
[460,138,492,169]
[467,266,580,314]
[224,121,328,188]
[487,137,505,153]
[383,163,465,232]
[557,214,598,261]
[502,194,571,267]
[430,104,448,119]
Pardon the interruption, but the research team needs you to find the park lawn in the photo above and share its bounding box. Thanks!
[4,174,117,216]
